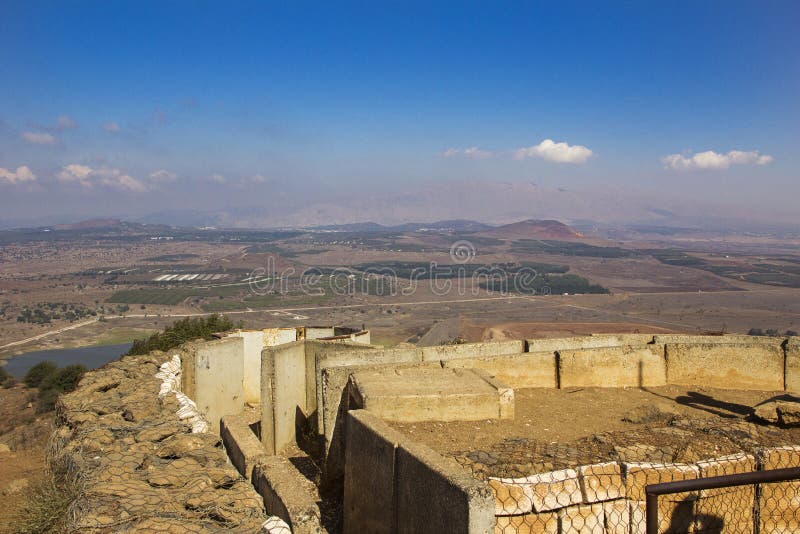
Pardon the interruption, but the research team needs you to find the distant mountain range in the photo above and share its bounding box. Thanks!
[309,219,491,233]
[478,219,583,240]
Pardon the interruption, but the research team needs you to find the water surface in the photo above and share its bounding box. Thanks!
[2,343,132,378]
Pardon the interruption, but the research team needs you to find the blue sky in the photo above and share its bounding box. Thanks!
[0,1,798,225]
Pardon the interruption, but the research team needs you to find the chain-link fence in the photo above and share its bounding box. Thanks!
[490,448,800,533]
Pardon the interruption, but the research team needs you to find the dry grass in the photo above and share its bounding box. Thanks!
[9,468,78,534]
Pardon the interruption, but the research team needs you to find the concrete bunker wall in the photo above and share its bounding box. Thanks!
[344,409,495,534]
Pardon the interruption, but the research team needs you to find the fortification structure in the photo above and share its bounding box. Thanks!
[52,327,800,533]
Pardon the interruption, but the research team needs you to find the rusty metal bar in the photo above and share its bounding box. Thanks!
[644,466,800,534]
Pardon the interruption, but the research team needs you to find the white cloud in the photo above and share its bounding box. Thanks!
[150,169,177,182]
[56,164,147,192]
[661,150,774,171]
[57,115,77,130]
[513,139,593,164]
[102,121,120,133]
[441,147,493,160]
[21,131,58,146]
[250,174,268,183]
[0,166,37,185]
[209,173,227,184]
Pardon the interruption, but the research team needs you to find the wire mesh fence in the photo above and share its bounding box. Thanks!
[488,448,800,534]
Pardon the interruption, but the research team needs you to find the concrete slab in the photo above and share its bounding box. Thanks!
[350,367,514,423]
[443,351,557,389]
[557,346,666,388]
[665,343,784,391]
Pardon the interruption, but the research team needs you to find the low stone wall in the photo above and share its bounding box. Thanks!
[490,448,800,533]
[52,351,268,532]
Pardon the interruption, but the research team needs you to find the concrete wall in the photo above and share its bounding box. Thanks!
[421,340,525,362]
[665,342,784,391]
[226,330,265,405]
[304,326,336,340]
[443,351,557,389]
[221,412,268,480]
[252,456,324,533]
[786,338,800,392]
[558,345,667,388]
[263,327,299,346]
[193,336,245,433]
[261,341,308,454]
[344,410,495,534]
[527,334,655,353]
[654,334,787,345]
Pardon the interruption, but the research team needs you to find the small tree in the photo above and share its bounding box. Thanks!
[24,361,58,388]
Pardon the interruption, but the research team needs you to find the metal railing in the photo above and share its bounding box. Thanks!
[645,466,800,534]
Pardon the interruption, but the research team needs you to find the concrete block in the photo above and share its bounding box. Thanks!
[589,334,657,346]
[527,335,653,353]
[493,512,558,534]
[557,346,666,388]
[350,367,514,423]
[603,500,630,534]
[654,334,786,345]
[320,362,441,486]
[226,330,266,405]
[786,338,800,393]
[624,463,699,534]
[221,413,268,479]
[488,478,534,515]
[695,454,756,534]
[759,446,800,533]
[421,340,525,361]
[444,351,557,389]
[623,462,699,502]
[344,410,404,534]
[312,343,421,433]
[394,436,494,534]
[179,345,197,399]
[557,503,604,533]
[193,337,244,433]
[665,343,784,390]
[494,469,583,513]
[578,462,624,503]
[252,456,323,534]
[261,342,307,454]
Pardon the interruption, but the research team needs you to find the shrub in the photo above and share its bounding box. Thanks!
[36,364,86,413]
[126,314,237,356]
[1,365,15,388]
[10,467,78,533]
[23,361,58,388]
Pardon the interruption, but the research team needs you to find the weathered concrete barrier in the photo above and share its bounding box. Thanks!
[252,455,324,534]
[786,338,800,392]
[527,334,655,353]
[344,410,494,534]
[557,345,667,388]
[349,367,514,423]
[421,340,525,361]
[222,411,269,480]
[665,342,784,391]
[443,351,557,389]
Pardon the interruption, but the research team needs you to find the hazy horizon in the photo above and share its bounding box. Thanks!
[1,2,798,228]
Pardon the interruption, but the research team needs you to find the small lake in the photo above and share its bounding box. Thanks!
[2,343,133,378]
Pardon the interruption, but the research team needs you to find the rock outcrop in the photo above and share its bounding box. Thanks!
[52,351,267,532]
